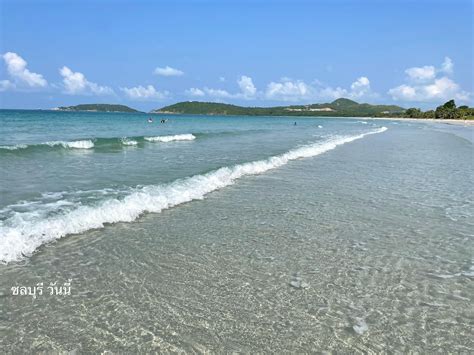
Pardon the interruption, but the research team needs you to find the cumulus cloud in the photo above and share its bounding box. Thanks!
[202,87,234,98]
[265,80,312,101]
[185,75,258,100]
[389,77,469,102]
[264,77,376,102]
[440,57,453,74]
[389,57,470,102]
[405,66,436,82]
[154,66,184,77]
[0,79,14,91]
[350,76,372,98]
[185,75,377,103]
[318,86,348,100]
[59,66,114,95]
[121,85,169,100]
[185,88,205,97]
[237,75,257,97]
[2,52,47,88]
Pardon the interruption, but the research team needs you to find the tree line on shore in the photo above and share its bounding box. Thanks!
[398,100,474,120]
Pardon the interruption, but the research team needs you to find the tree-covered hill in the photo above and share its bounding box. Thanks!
[153,99,405,117]
[56,104,141,113]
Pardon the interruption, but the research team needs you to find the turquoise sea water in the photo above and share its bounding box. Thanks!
[0,110,473,352]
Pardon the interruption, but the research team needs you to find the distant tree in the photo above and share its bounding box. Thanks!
[458,106,473,120]
[423,110,435,118]
[405,107,422,118]
[435,100,458,119]
[443,100,456,110]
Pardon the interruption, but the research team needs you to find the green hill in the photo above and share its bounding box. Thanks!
[57,104,140,113]
[153,99,405,117]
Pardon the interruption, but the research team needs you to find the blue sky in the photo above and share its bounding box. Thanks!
[0,0,472,110]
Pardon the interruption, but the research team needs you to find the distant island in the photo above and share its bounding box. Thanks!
[55,104,141,113]
[53,99,473,119]
[152,98,406,117]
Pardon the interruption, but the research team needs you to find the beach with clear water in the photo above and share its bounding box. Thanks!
[0,110,473,352]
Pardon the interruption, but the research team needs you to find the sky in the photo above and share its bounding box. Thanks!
[0,0,472,111]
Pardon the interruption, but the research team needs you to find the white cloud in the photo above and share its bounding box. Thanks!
[389,77,470,102]
[185,75,376,103]
[59,66,114,95]
[424,77,465,99]
[237,75,257,97]
[153,66,184,77]
[404,57,454,83]
[265,80,311,101]
[121,85,169,100]
[185,88,205,97]
[405,65,436,82]
[203,87,233,98]
[389,57,470,103]
[440,56,453,74]
[2,52,47,88]
[185,75,258,100]
[0,79,14,91]
[388,85,417,100]
[219,76,226,82]
[318,86,348,100]
[350,76,371,98]
[264,77,375,102]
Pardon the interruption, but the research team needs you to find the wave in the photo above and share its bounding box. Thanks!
[0,133,200,153]
[0,130,270,153]
[0,127,387,263]
[0,144,28,150]
[45,140,95,149]
[0,140,94,151]
[121,138,138,146]
[144,134,196,142]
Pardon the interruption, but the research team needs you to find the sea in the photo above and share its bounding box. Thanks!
[0,109,473,352]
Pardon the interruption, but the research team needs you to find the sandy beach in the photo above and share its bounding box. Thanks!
[367,117,474,126]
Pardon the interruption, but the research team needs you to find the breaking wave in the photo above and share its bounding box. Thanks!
[144,134,196,142]
[0,127,387,263]
[46,140,95,149]
[0,140,94,151]
[0,131,272,153]
[121,138,138,146]
[0,134,198,153]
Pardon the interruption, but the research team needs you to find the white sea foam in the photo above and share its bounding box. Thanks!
[121,138,138,146]
[45,140,95,149]
[144,134,196,142]
[0,127,387,263]
[0,144,28,150]
[0,140,94,150]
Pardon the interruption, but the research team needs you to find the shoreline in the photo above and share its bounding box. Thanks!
[366,117,474,126]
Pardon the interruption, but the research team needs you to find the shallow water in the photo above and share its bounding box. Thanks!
[0,110,473,352]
